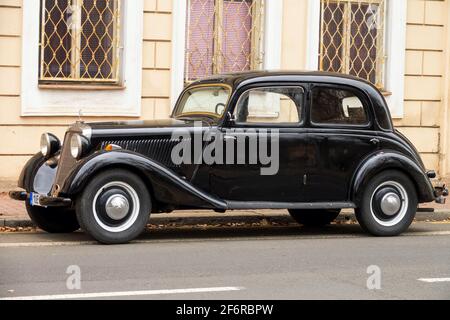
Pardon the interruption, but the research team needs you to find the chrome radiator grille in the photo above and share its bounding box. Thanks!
[52,132,78,196]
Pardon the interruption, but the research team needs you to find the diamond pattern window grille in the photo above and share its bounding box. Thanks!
[319,0,386,89]
[185,0,264,83]
[39,0,121,83]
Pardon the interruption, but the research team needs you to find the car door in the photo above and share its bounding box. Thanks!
[209,85,309,202]
[305,84,380,202]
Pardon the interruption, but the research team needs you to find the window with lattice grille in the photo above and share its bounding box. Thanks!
[39,0,121,84]
[185,0,264,83]
[319,0,386,89]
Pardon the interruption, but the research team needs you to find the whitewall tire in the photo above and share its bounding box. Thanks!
[355,170,417,236]
[76,169,151,244]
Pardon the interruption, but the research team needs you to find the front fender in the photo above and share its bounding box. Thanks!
[60,150,227,210]
[18,153,57,195]
[351,151,435,204]
[18,153,44,190]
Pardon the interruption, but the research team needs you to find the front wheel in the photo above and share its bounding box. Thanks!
[76,169,151,244]
[25,203,79,233]
[355,170,417,236]
[288,209,340,226]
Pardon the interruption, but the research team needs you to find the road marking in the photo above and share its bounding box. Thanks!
[0,286,244,300]
[418,278,450,283]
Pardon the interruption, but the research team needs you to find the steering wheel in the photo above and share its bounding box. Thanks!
[215,103,226,115]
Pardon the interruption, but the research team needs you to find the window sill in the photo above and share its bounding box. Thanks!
[38,84,126,91]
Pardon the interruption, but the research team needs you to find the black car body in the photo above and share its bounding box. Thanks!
[10,71,448,243]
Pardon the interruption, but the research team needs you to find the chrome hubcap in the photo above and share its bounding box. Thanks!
[105,194,130,220]
[92,181,140,233]
[370,181,408,227]
[380,192,401,216]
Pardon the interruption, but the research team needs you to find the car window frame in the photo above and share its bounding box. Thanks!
[172,83,233,120]
[227,84,307,128]
[308,83,373,130]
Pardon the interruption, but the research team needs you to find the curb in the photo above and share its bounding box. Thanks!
[1,219,35,228]
[1,211,449,229]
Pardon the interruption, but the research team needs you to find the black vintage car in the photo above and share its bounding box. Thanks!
[10,71,448,243]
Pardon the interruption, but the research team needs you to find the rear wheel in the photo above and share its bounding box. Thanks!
[76,169,151,244]
[288,209,340,226]
[355,170,417,236]
[25,203,79,233]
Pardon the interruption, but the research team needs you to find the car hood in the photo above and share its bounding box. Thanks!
[88,118,196,130]
[84,118,210,139]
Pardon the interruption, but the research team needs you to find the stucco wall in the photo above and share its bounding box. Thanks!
[0,0,173,186]
[396,0,447,179]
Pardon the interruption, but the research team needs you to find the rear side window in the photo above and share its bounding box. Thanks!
[311,87,368,126]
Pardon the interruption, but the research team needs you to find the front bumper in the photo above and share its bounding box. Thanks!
[9,190,72,207]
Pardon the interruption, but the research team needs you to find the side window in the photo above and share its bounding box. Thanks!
[234,87,303,125]
[311,87,368,126]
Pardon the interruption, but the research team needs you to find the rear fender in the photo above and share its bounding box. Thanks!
[351,151,435,204]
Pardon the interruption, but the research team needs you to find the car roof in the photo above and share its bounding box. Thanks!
[186,70,393,131]
[190,70,377,90]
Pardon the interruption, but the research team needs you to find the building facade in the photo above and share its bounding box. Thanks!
[0,0,449,189]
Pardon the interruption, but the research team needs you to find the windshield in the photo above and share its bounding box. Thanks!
[174,85,231,119]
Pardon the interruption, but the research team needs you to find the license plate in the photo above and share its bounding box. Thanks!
[29,192,43,207]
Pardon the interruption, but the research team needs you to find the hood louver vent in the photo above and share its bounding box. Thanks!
[101,138,187,169]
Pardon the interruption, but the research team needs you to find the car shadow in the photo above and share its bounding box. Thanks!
[1,220,440,245]
[138,223,367,241]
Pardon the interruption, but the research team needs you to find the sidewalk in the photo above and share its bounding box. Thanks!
[1,192,450,228]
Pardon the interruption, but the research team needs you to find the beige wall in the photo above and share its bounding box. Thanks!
[397,0,447,180]
[0,0,449,187]
[0,0,24,186]
[0,0,174,186]
[442,0,450,180]
[142,0,173,120]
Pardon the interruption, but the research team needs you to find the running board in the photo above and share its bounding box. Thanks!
[225,201,356,210]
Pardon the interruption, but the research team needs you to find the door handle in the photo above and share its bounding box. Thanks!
[370,138,380,146]
[223,135,237,141]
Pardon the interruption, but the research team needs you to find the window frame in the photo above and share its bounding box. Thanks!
[308,83,373,129]
[171,0,283,108]
[306,0,407,118]
[184,0,264,83]
[173,83,233,119]
[229,84,307,128]
[318,0,386,89]
[38,0,123,85]
[21,0,143,117]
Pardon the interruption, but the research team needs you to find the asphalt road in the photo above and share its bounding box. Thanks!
[0,222,450,300]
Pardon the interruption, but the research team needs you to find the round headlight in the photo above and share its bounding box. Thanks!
[70,134,83,159]
[40,133,61,158]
